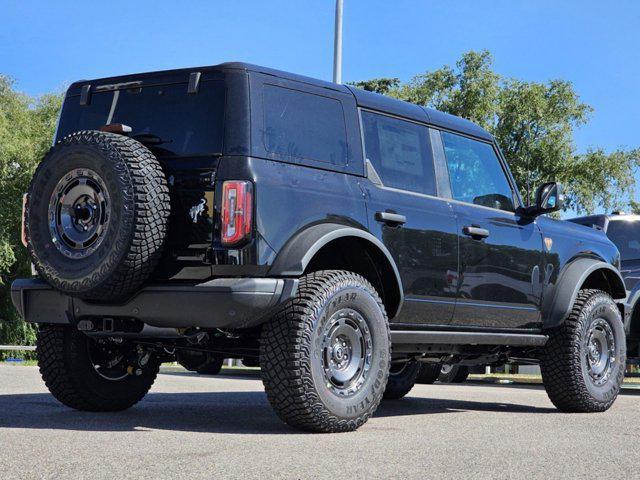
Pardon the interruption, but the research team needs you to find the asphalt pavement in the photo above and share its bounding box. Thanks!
[1,365,638,479]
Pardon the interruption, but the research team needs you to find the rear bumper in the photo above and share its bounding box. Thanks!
[10,277,298,329]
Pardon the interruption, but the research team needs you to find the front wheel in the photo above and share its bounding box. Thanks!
[260,271,391,433]
[438,364,469,383]
[37,325,159,411]
[540,289,626,412]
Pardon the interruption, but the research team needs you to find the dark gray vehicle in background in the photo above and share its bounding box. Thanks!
[8,63,628,432]
[570,212,640,363]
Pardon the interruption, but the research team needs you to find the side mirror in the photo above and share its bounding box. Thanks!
[523,182,564,216]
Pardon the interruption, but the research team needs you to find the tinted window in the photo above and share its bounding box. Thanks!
[441,131,515,211]
[361,111,436,195]
[607,220,640,261]
[263,85,348,165]
[57,81,225,156]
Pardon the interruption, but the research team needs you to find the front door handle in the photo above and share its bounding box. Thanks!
[463,225,490,239]
[376,211,407,226]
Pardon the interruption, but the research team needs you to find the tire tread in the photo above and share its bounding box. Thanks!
[260,270,390,433]
[540,289,625,412]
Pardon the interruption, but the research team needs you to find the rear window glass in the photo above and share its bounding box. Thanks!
[361,110,436,195]
[57,81,225,156]
[263,84,348,166]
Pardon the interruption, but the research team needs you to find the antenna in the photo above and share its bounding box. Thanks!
[333,0,344,84]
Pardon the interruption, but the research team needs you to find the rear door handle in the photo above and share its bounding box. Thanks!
[463,225,490,239]
[376,211,407,225]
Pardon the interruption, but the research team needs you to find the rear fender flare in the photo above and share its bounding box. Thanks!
[268,223,404,314]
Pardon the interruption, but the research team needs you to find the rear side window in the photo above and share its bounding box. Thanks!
[263,85,348,166]
[441,131,515,212]
[57,81,226,157]
[361,110,436,196]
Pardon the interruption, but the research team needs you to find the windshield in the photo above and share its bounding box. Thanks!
[606,220,640,262]
[57,81,225,157]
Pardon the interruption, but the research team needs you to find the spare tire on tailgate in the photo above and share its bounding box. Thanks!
[26,130,170,301]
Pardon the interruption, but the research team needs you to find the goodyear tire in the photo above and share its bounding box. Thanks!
[416,363,442,384]
[540,289,626,412]
[37,325,159,411]
[260,270,391,433]
[438,364,470,383]
[383,361,420,399]
[26,131,170,301]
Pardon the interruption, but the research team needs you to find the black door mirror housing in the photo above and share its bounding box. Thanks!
[522,182,564,217]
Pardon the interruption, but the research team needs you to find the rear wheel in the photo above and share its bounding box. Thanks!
[438,364,470,383]
[540,289,626,412]
[416,363,442,384]
[383,361,420,399]
[260,270,391,433]
[37,325,159,411]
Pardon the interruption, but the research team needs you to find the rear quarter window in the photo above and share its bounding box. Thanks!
[262,84,348,166]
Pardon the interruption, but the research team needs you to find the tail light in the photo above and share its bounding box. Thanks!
[21,193,28,247]
[220,181,253,246]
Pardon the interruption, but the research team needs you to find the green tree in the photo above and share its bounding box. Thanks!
[350,50,639,213]
[351,77,400,95]
[0,76,62,355]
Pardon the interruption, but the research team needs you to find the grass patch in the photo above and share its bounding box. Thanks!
[0,359,38,366]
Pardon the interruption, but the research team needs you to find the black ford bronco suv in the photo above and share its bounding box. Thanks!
[570,212,640,363]
[10,63,628,432]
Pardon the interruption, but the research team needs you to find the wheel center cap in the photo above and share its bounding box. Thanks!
[332,339,350,364]
[75,204,93,221]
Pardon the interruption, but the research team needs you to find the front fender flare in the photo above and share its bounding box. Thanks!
[542,258,626,329]
[268,223,403,314]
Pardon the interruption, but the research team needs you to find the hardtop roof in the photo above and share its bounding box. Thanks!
[67,61,494,141]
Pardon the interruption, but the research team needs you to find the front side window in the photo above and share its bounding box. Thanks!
[263,84,348,165]
[441,131,515,211]
[361,110,436,196]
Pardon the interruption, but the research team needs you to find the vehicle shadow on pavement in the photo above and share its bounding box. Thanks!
[0,391,290,434]
[0,389,556,434]
[376,396,555,416]
[461,380,640,396]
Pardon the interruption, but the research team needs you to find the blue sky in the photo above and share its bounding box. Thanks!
[2,0,639,198]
